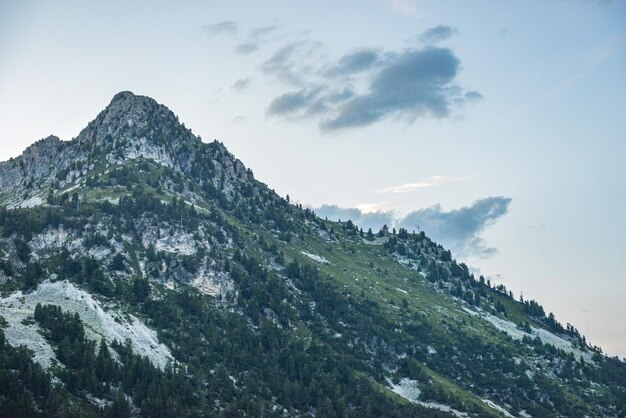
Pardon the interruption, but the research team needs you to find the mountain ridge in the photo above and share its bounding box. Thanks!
[0,92,624,417]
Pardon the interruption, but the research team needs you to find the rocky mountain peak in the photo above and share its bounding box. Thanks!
[110,90,140,102]
[0,92,254,207]
[105,91,161,122]
[76,91,183,148]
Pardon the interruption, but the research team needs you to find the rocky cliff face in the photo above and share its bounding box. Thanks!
[0,136,65,195]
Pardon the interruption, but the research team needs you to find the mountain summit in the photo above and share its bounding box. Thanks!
[77,91,188,146]
[0,93,624,417]
[0,91,251,209]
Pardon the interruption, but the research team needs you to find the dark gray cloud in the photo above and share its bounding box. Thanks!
[321,47,465,130]
[419,25,458,44]
[231,78,251,91]
[313,196,511,258]
[203,21,238,36]
[236,43,259,54]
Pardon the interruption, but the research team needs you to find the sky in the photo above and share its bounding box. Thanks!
[1,0,625,356]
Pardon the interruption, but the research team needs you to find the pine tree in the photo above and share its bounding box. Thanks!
[96,338,114,382]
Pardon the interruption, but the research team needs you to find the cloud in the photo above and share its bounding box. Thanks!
[232,25,281,55]
[231,78,251,91]
[267,88,322,116]
[264,45,477,131]
[261,41,321,85]
[400,197,511,258]
[325,49,380,76]
[203,21,238,36]
[267,87,354,118]
[356,202,393,213]
[419,25,458,44]
[464,91,483,101]
[320,47,468,130]
[313,196,511,258]
[548,33,625,99]
[589,33,625,63]
[377,175,469,193]
[251,25,280,39]
[236,43,259,54]
[314,204,395,233]
[221,22,478,131]
[387,0,421,17]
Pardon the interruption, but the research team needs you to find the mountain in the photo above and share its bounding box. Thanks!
[0,92,623,417]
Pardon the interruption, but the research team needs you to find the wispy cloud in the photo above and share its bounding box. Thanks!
[261,41,322,85]
[377,175,470,193]
[236,43,259,55]
[589,33,625,63]
[552,33,625,97]
[313,196,511,258]
[203,21,238,36]
[356,202,393,213]
[231,78,251,91]
[387,0,422,17]
[234,25,281,55]
[419,25,458,44]
[251,24,280,40]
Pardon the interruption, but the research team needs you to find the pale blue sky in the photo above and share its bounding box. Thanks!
[1,0,625,356]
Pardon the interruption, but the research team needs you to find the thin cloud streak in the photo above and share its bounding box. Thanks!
[356,202,393,213]
[251,24,280,39]
[376,175,470,193]
[236,43,259,54]
[203,21,239,36]
[387,0,423,17]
